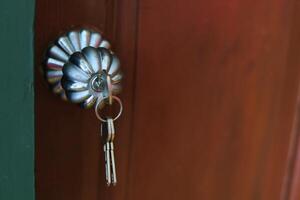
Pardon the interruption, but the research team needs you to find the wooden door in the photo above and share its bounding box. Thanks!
[35,0,300,200]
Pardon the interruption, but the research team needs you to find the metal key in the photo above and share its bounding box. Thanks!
[107,118,117,185]
[101,120,112,186]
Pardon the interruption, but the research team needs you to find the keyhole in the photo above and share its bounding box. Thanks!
[91,73,106,92]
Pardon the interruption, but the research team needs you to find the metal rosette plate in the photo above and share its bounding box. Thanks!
[43,29,122,108]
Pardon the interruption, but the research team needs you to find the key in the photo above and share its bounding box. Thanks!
[105,142,111,186]
[101,121,112,186]
[108,118,117,185]
[101,117,118,186]
[110,142,117,185]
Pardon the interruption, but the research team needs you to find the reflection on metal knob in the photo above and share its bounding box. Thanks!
[43,28,122,108]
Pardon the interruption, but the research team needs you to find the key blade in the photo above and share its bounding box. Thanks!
[110,142,117,186]
[103,144,109,183]
[105,143,111,186]
[108,118,117,186]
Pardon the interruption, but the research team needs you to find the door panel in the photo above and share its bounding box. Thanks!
[128,1,300,200]
[35,0,300,200]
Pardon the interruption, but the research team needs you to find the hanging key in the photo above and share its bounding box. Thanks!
[101,119,112,186]
[96,96,123,187]
[107,118,117,185]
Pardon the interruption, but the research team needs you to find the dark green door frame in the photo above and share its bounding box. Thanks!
[0,0,35,199]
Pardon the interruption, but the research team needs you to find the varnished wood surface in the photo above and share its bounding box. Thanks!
[285,89,300,200]
[125,1,300,199]
[35,0,300,199]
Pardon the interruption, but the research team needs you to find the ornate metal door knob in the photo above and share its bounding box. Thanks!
[43,28,122,108]
[41,28,123,186]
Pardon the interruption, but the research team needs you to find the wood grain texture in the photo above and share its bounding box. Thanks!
[126,0,300,200]
[278,2,300,200]
[285,88,300,200]
[0,0,35,199]
[35,0,300,199]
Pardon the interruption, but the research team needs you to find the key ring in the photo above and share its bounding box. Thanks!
[95,95,123,122]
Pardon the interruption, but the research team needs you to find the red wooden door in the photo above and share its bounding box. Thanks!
[35,0,300,199]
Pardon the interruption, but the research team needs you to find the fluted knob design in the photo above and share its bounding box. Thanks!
[43,29,122,108]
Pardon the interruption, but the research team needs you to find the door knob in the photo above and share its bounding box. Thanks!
[41,28,123,186]
[43,28,122,109]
